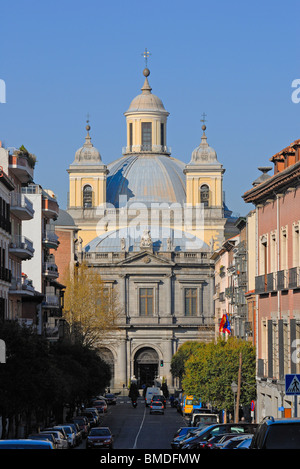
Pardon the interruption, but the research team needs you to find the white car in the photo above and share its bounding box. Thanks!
[40,430,69,449]
[53,425,76,448]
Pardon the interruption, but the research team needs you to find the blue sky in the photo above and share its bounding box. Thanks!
[0,0,299,216]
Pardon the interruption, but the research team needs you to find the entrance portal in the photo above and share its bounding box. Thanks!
[134,347,159,388]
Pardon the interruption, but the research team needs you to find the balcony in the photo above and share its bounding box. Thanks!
[9,275,35,296]
[255,274,267,294]
[10,193,34,220]
[43,255,59,279]
[43,225,59,249]
[8,153,34,183]
[42,294,61,309]
[9,235,34,260]
[289,267,300,289]
[277,270,288,290]
[122,144,171,155]
[42,197,59,220]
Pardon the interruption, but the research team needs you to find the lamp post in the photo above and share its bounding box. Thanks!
[231,381,238,422]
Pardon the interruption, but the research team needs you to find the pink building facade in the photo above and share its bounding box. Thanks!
[244,139,300,420]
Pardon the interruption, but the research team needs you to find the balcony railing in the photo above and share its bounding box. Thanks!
[43,225,59,248]
[43,262,59,278]
[9,153,34,183]
[10,192,34,220]
[277,270,288,290]
[9,235,34,259]
[289,267,300,289]
[122,144,171,155]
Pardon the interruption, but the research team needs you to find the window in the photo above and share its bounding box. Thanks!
[83,185,93,208]
[139,288,153,316]
[185,288,197,316]
[293,223,300,267]
[141,122,152,150]
[129,123,133,148]
[281,227,288,270]
[259,235,268,276]
[200,184,209,207]
[160,123,164,147]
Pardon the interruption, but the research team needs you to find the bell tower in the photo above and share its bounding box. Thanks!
[184,120,226,248]
[67,121,108,209]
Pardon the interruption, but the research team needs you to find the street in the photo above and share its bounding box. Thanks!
[76,396,186,450]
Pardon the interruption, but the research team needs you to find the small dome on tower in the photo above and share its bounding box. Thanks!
[73,122,102,164]
[190,124,218,165]
[125,68,169,115]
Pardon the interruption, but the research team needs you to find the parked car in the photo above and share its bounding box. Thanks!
[91,400,107,413]
[85,407,101,423]
[220,434,254,449]
[72,416,90,437]
[67,423,82,445]
[149,400,164,415]
[171,427,198,449]
[27,433,58,449]
[250,416,300,449]
[104,393,117,405]
[0,439,54,449]
[52,425,76,448]
[39,430,69,449]
[80,411,98,427]
[86,427,114,449]
[198,433,236,449]
[180,423,258,450]
[235,435,253,449]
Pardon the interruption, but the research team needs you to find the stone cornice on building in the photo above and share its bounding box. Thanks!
[243,160,300,204]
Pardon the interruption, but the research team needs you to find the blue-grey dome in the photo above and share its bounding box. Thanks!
[106,154,186,207]
[85,227,208,253]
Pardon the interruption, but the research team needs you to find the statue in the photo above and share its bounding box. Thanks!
[140,229,152,249]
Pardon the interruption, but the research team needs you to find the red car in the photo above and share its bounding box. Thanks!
[92,400,108,413]
[86,427,114,449]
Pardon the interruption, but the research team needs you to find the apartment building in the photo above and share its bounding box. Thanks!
[21,185,64,339]
[0,148,15,319]
[243,139,300,420]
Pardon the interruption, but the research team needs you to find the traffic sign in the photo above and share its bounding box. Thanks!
[285,374,300,395]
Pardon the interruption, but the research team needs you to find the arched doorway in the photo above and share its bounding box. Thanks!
[134,347,159,388]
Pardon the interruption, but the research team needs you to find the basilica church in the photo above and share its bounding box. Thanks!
[60,64,238,391]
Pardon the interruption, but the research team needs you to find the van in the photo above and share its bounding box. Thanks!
[190,409,220,426]
[183,395,201,415]
[145,387,162,406]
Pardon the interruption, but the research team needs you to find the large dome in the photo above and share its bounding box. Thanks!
[106,154,186,207]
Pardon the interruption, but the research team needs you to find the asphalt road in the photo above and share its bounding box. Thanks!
[77,396,186,450]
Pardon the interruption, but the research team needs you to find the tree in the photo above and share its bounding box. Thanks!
[63,262,122,347]
[172,337,256,415]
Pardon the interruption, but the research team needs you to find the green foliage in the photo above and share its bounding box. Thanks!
[0,320,111,435]
[171,337,256,412]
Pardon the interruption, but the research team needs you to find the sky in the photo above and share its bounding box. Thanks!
[0,0,299,216]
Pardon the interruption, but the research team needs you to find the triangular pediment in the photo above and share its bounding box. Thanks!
[116,250,175,267]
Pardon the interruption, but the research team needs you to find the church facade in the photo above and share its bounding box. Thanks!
[63,66,237,391]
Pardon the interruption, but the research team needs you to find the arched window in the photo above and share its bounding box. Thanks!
[200,184,210,207]
[83,185,93,208]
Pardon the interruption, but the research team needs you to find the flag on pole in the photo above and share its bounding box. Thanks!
[219,314,231,334]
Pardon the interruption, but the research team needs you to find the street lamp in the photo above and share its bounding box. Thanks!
[231,381,238,422]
